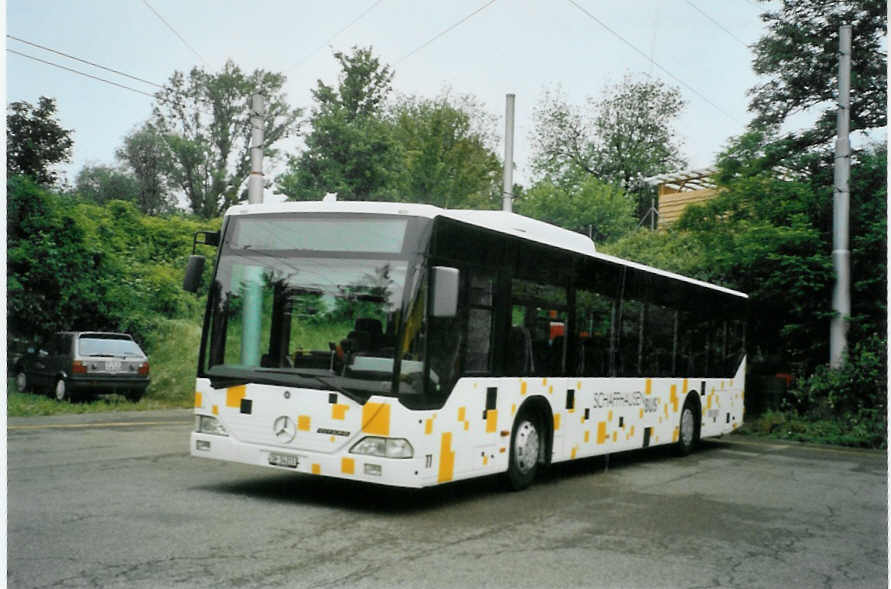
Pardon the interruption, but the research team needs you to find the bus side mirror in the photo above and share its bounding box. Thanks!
[183,255,206,293]
[431,266,459,318]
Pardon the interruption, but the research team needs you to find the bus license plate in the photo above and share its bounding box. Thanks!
[268,452,299,468]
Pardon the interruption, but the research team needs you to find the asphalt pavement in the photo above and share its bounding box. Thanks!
[7,409,888,588]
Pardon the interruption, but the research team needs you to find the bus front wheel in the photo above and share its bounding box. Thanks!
[507,412,541,491]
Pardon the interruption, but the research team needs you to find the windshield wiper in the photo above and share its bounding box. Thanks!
[254,368,365,404]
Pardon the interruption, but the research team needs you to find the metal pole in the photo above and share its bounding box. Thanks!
[242,93,266,366]
[502,93,515,212]
[830,25,851,368]
[248,93,265,204]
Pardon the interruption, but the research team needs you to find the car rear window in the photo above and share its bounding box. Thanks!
[77,336,144,357]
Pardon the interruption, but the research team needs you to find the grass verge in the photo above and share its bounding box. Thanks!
[737,410,887,449]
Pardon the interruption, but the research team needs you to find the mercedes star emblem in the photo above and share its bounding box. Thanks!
[273,416,297,443]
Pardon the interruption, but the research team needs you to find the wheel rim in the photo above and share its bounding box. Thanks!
[513,420,540,475]
[680,407,695,446]
[55,380,66,401]
[16,372,26,391]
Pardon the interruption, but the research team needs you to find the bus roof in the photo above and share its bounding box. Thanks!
[225,200,748,300]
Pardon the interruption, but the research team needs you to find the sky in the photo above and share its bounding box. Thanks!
[7,0,782,197]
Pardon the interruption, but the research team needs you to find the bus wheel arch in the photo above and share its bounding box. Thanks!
[506,396,553,491]
[676,392,701,456]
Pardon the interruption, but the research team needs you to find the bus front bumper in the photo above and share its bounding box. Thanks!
[190,432,429,488]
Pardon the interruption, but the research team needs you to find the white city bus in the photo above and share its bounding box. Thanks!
[184,199,747,490]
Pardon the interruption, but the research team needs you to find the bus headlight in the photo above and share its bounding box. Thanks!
[196,415,228,436]
[350,437,413,459]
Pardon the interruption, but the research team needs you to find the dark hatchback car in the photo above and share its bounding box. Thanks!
[14,332,150,402]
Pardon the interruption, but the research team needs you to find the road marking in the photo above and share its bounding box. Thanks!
[8,420,190,431]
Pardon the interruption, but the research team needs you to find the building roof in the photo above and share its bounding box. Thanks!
[644,167,718,192]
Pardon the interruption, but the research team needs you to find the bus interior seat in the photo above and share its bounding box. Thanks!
[507,326,535,376]
[354,318,383,345]
[577,337,607,377]
[343,330,371,354]
[550,335,565,376]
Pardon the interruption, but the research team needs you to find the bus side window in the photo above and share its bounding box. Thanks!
[510,280,567,377]
[464,271,495,373]
[575,288,614,377]
[645,304,676,377]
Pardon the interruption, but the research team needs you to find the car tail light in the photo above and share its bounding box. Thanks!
[138,362,150,376]
[72,361,87,375]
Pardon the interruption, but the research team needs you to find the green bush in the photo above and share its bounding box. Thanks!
[781,333,887,448]
[8,176,216,346]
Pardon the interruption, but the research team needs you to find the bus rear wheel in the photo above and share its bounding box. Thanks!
[676,399,699,456]
[507,412,541,491]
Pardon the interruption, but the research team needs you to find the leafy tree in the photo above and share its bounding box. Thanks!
[7,176,114,341]
[389,92,501,208]
[117,124,175,215]
[517,177,636,243]
[707,130,886,359]
[8,175,216,344]
[152,59,301,217]
[845,144,887,341]
[530,76,687,213]
[74,164,140,206]
[276,47,401,201]
[6,96,74,186]
[749,0,887,159]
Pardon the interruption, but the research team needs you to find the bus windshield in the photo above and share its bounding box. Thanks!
[201,214,429,402]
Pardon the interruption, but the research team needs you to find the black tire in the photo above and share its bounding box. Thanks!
[53,378,71,402]
[125,390,144,403]
[15,370,30,393]
[506,411,542,491]
[675,398,699,456]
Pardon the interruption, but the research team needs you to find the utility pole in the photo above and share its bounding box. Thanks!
[830,25,851,368]
[242,93,266,366]
[248,93,265,204]
[502,93,515,213]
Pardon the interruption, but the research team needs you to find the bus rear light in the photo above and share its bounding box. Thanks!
[72,361,87,375]
[350,437,413,459]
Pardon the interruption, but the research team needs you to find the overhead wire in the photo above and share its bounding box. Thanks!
[685,1,750,49]
[7,35,164,88]
[286,0,385,72]
[7,47,216,116]
[7,49,158,98]
[395,0,497,65]
[142,0,208,67]
[565,0,740,124]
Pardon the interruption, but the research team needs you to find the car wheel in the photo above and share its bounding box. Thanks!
[676,399,699,456]
[15,371,30,393]
[54,378,70,402]
[125,390,143,402]
[506,411,541,491]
